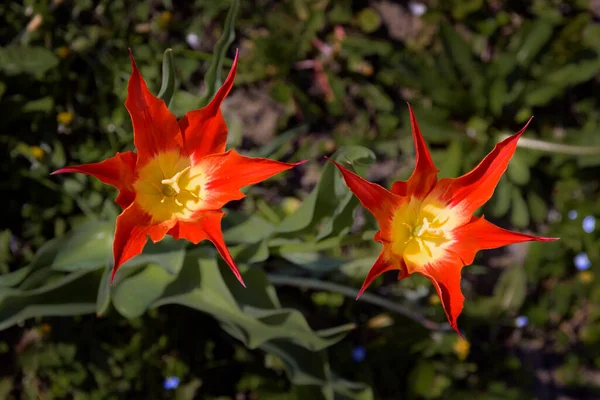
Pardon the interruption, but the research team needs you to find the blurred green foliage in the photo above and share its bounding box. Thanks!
[1,0,600,399]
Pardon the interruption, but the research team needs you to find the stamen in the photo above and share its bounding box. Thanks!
[431,213,449,226]
[161,166,191,195]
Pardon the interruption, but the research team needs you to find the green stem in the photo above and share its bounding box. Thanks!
[499,135,600,155]
[267,274,450,332]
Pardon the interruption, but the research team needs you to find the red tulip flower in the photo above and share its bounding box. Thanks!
[53,50,302,285]
[328,105,557,335]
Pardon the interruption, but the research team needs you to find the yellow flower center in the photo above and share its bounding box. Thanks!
[134,150,206,222]
[390,198,460,270]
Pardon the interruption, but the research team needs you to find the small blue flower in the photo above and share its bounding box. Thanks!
[574,253,591,271]
[352,346,367,362]
[583,215,596,233]
[567,210,578,220]
[515,316,529,328]
[163,376,180,390]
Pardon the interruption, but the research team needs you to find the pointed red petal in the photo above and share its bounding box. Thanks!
[52,151,137,209]
[169,211,245,287]
[356,251,405,299]
[428,118,532,217]
[180,50,238,161]
[416,254,465,336]
[111,203,174,283]
[125,50,181,165]
[391,104,438,198]
[450,216,558,265]
[196,150,304,210]
[327,157,400,238]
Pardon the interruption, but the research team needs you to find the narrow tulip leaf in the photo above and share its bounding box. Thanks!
[199,0,240,107]
[277,146,374,235]
[0,268,102,331]
[516,20,554,67]
[157,48,176,107]
[50,221,114,271]
[0,267,31,288]
[525,58,600,106]
[439,22,479,84]
[488,78,507,116]
[96,265,112,316]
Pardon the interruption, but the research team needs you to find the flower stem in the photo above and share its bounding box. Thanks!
[267,274,450,332]
[499,135,600,155]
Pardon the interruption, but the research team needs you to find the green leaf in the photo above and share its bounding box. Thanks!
[0,267,31,288]
[223,213,275,244]
[0,268,102,331]
[265,341,373,400]
[0,46,59,76]
[169,90,202,117]
[488,79,506,116]
[22,96,54,113]
[199,0,240,107]
[525,58,600,106]
[49,221,114,272]
[489,177,512,218]
[493,266,527,312]
[115,235,187,276]
[506,151,531,186]
[96,266,112,316]
[154,253,350,351]
[516,20,554,67]
[157,48,176,107]
[112,263,179,318]
[527,191,548,224]
[439,22,478,84]
[510,188,530,228]
[276,146,375,235]
[437,139,463,178]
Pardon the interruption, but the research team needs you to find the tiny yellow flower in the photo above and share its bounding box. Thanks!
[358,62,374,76]
[31,146,45,160]
[452,337,470,361]
[56,46,71,59]
[578,271,594,284]
[40,324,52,334]
[157,11,173,29]
[57,111,74,125]
[367,313,394,329]
[428,294,440,305]
[281,197,301,215]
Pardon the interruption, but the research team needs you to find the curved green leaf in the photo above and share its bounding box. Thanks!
[157,48,176,107]
[199,0,240,107]
[276,146,375,235]
[0,268,102,331]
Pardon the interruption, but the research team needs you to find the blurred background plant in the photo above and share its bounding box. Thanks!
[1,0,600,399]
